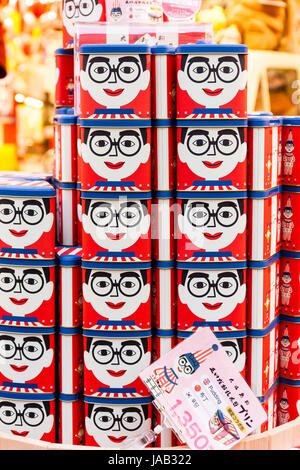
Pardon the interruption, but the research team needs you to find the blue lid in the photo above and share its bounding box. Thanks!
[59,326,82,335]
[177,260,247,270]
[247,315,280,338]
[248,112,273,117]
[153,328,176,337]
[176,44,248,54]
[79,119,151,128]
[0,325,55,334]
[282,116,300,126]
[248,252,281,269]
[281,314,300,324]
[56,114,77,125]
[281,250,300,259]
[84,395,153,405]
[0,179,55,197]
[83,328,152,338]
[177,119,248,128]
[55,107,74,115]
[177,190,247,199]
[177,329,247,339]
[279,377,300,387]
[56,247,82,267]
[82,191,151,199]
[53,179,76,190]
[82,260,151,270]
[283,185,300,193]
[80,44,151,54]
[151,45,176,54]
[55,48,74,56]
[248,185,282,199]
[59,393,83,402]
[248,116,280,127]
[153,260,175,269]
[153,190,175,199]
[152,119,176,127]
[0,257,55,267]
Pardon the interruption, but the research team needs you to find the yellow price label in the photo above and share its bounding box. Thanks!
[226,407,246,433]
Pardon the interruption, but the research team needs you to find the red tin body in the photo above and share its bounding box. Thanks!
[59,394,85,445]
[82,194,151,262]
[0,392,56,442]
[176,45,248,120]
[80,120,151,192]
[79,45,151,120]
[151,264,176,331]
[280,253,300,316]
[77,119,82,183]
[56,247,82,328]
[54,113,77,183]
[84,397,152,448]
[277,380,300,425]
[282,118,300,186]
[55,182,78,247]
[59,328,83,395]
[252,383,278,434]
[177,120,247,192]
[0,259,55,328]
[279,316,300,380]
[177,262,247,334]
[152,196,175,262]
[248,117,282,191]
[0,179,55,260]
[248,189,281,262]
[281,190,300,251]
[76,184,82,246]
[55,49,74,108]
[247,254,281,330]
[0,327,55,394]
[83,332,151,398]
[82,260,151,331]
[246,319,280,397]
[151,47,176,120]
[152,122,176,192]
[176,193,247,263]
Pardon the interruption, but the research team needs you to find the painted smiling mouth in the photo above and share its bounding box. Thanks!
[203,88,223,96]
[203,161,223,168]
[105,162,125,169]
[9,229,28,237]
[103,89,124,96]
[204,232,223,240]
[106,302,125,309]
[10,365,29,372]
[106,233,125,240]
[108,435,127,443]
[203,303,223,310]
[10,298,28,305]
[11,431,29,437]
[107,370,126,377]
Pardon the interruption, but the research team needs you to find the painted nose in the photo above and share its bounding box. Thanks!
[207,140,217,156]
[109,141,119,157]
[108,67,118,84]
[110,212,119,228]
[13,211,22,225]
[13,279,22,294]
[207,213,217,228]
[207,68,217,84]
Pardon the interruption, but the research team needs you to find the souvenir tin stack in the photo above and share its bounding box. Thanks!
[247,114,282,429]
[278,117,300,426]
[78,43,153,448]
[0,176,56,443]
[176,43,248,381]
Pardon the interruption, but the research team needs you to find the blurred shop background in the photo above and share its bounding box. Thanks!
[1,0,300,172]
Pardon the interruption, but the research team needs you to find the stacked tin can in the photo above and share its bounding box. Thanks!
[247,114,282,430]
[176,43,248,384]
[78,43,153,448]
[0,175,57,443]
[278,117,300,425]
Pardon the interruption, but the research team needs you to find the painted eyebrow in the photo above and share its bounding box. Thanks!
[23,403,44,411]
[91,272,112,279]
[0,335,15,341]
[187,201,210,209]
[88,56,110,65]
[187,129,209,137]
[121,407,141,414]
[217,272,238,280]
[217,201,238,209]
[119,130,140,138]
[217,129,238,137]
[90,201,112,210]
[0,268,15,274]
[22,200,43,207]
[187,56,210,65]
[89,130,111,139]
[92,340,112,347]
[119,272,141,279]
[94,406,114,413]
[0,401,16,408]
[120,340,140,347]
[217,56,239,64]
[119,201,141,209]
[187,272,209,280]
[23,269,44,276]
[23,337,44,344]
[118,56,140,64]
[0,199,15,205]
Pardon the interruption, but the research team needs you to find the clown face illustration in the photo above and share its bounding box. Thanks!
[0,266,53,316]
[83,269,150,320]
[62,0,103,38]
[178,269,246,322]
[0,197,54,249]
[82,199,151,252]
[285,140,294,155]
[81,127,150,181]
[85,403,151,448]
[0,334,53,383]
[0,400,54,440]
[219,338,246,373]
[80,53,150,108]
[178,198,246,252]
[177,54,247,109]
[84,337,151,388]
[178,127,246,181]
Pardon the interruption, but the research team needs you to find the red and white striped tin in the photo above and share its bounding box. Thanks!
[59,327,83,395]
[151,262,176,331]
[0,326,55,394]
[248,187,281,262]
[152,194,175,262]
[176,192,247,263]
[54,181,78,247]
[81,192,152,262]
[0,390,56,442]
[282,117,300,186]
[277,379,300,425]
[83,331,152,398]
[252,381,278,434]
[246,318,280,397]
[248,116,282,192]
[152,121,176,192]
[79,44,151,120]
[280,252,300,316]
[76,183,82,246]
[281,189,300,251]
[279,316,300,380]
[176,44,248,120]
[151,46,176,120]
[55,246,82,328]
[59,394,85,445]
[55,48,74,108]
[77,118,82,183]
[152,331,176,362]
[177,120,247,192]
[84,396,152,448]
[54,112,77,183]
[247,253,281,330]
[79,119,151,192]
[82,259,151,332]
